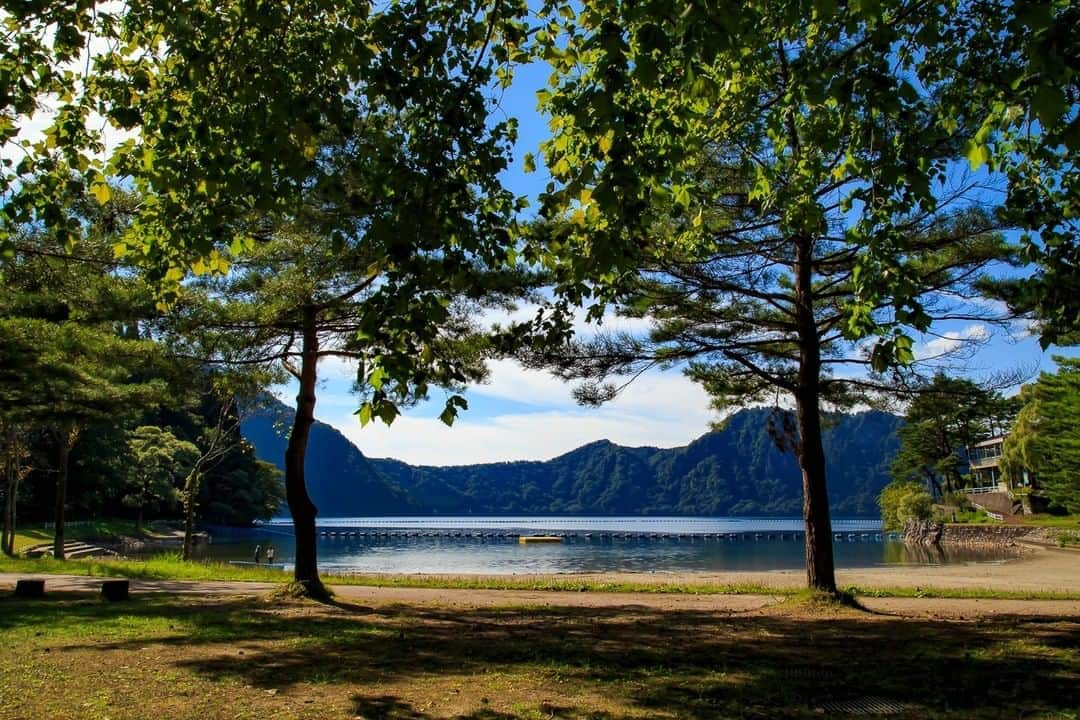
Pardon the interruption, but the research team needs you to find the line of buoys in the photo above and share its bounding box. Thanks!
[314,528,887,541]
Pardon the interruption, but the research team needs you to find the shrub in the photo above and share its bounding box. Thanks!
[879,481,935,530]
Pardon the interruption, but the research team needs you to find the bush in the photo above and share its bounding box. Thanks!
[942,492,972,511]
[879,481,935,530]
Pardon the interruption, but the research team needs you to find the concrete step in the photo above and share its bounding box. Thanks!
[22,540,118,559]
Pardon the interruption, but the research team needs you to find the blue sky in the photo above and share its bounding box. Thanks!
[276,63,1074,467]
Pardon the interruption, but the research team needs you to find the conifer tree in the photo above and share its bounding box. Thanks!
[528,0,1050,592]
[890,374,1017,496]
[1002,358,1080,513]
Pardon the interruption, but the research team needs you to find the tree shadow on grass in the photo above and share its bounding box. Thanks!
[8,594,1078,718]
[350,695,615,720]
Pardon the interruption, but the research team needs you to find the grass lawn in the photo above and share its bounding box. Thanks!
[1021,514,1080,529]
[0,591,1077,719]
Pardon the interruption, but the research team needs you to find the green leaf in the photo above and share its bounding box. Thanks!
[357,403,373,427]
[597,132,614,156]
[90,182,111,205]
[1031,84,1066,126]
[894,334,914,365]
[964,140,990,170]
[870,342,890,373]
[673,185,691,208]
[375,402,399,426]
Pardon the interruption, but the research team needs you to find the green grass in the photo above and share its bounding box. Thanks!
[1,592,1077,719]
[0,552,783,594]
[0,553,291,583]
[3,553,1080,601]
[1018,513,1080,529]
[948,508,996,524]
[841,585,1080,600]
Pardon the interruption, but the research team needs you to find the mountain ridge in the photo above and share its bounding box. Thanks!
[241,398,901,517]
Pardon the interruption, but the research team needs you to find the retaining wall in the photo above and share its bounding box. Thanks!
[903,520,1035,547]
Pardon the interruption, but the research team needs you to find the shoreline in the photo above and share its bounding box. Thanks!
[334,543,1080,594]
[5,540,1077,597]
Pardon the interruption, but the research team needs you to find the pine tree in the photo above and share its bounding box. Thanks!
[1002,359,1080,513]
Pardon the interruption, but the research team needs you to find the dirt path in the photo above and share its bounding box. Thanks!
[3,572,1079,619]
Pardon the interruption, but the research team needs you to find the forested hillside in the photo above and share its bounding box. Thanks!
[243,401,901,517]
[240,402,416,516]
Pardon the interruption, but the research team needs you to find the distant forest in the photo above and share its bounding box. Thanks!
[242,401,902,518]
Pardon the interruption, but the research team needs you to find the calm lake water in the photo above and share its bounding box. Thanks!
[196,516,1020,574]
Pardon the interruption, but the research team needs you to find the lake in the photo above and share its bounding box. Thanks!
[196,516,1021,574]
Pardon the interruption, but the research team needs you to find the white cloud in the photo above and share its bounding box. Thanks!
[469,359,578,407]
[315,365,717,465]
[484,301,655,338]
[316,355,360,382]
[915,323,990,361]
[331,407,713,466]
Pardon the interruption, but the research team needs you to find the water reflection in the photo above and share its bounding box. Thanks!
[197,528,1020,575]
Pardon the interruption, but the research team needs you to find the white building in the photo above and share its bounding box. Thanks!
[968,435,1033,494]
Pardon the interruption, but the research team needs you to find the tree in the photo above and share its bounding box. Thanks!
[891,374,1017,496]
[0,421,33,556]
[124,426,199,531]
[198,455,284,528]
[878,481,934,531]
[1001,358,1080,513]
[528,0,1049,593]
[170,214,532,595]
[6,0,533,595]
[0,315,165,555]
[174,381,280,560]
[929,1,1078,347]
[0,190,166,558]
[3,0,531,292]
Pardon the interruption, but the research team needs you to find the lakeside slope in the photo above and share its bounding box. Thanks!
[242,402,902,517]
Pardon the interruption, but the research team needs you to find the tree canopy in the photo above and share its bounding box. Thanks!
[1002,358,1080,513]
[528,0,1076,345]
[526,0,1046,592]
[890,374,1017,496]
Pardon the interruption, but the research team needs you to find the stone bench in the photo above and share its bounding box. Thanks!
[14,579,45,598]
[100,579,130,602]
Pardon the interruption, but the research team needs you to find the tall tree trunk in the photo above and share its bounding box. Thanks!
[2,460,12,556]
[181,469,202,561]
[795,385,836,593]
[285,306,325,596]
[52,425,77,561]
[2,425,23,556]
[779,42,836,594]
[928,473,943,500]
[183,396,237,560]
[794,233,837,594]
[1,472,15,557]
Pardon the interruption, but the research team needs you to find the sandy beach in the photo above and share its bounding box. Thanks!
[543,542,1080,594]
[4,543,1078,619]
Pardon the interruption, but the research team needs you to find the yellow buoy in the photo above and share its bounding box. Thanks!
[518,535,563,544]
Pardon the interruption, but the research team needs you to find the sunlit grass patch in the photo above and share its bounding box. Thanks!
[1,593,1077,719]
